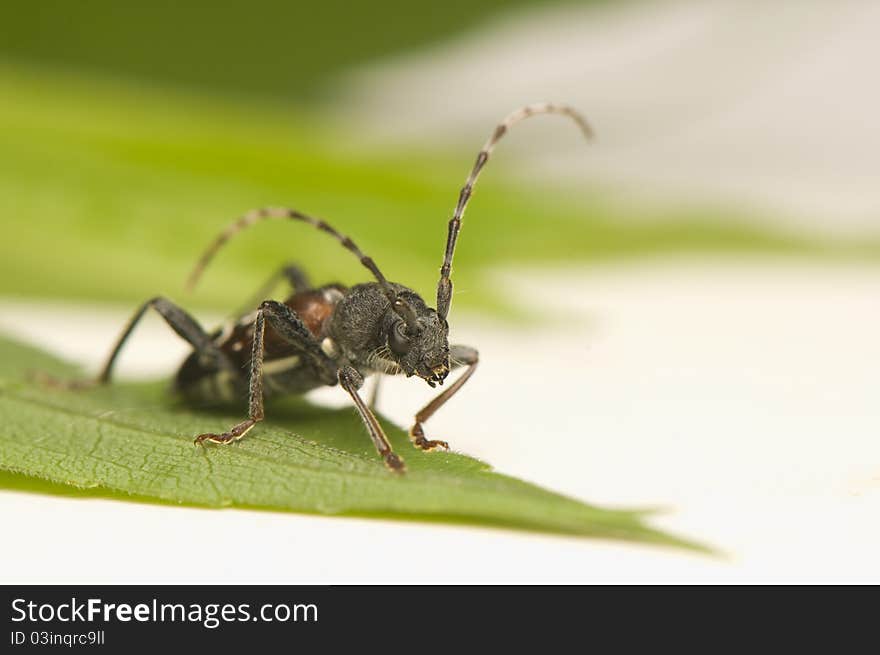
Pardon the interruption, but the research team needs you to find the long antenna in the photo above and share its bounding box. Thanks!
[185,207,420,327]
[435,103,592,320]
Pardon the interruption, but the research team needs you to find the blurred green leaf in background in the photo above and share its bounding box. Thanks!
[0,0,550,101]
[1,63,855,316]
[1,0,876,315]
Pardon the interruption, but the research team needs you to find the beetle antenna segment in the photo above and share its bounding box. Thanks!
[185,207,420,327]
[435,103,592,320]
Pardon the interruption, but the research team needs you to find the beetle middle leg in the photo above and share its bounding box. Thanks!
[233,262,312,317]
[409,345,479,452]
[194,300,337,446]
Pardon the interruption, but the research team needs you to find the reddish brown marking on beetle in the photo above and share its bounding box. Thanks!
[287,290,336,338]
[204,285,345,376]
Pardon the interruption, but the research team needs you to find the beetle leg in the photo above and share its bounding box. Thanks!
[338,366,405,473]
[194,300,336,446]
[409,344,478,452]
[35,296,233,390]
[232,262,311,317]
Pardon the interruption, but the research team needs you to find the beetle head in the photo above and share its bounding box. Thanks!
[379,290,450,387]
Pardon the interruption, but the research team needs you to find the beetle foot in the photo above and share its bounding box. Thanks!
[414,438,449,452]
[194,432,236,446]
[383,451,407,473]
[194,419,257,446]
[409,424,449,452]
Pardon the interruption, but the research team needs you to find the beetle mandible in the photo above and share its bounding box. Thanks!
[46,103,591,472]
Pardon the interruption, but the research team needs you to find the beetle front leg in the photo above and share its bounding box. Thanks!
[410,345,478,452]
[338,366,405,473]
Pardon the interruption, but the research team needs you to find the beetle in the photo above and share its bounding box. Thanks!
[44,103,591,472]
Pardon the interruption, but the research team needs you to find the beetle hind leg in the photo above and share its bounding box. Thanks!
[35,296,233,391]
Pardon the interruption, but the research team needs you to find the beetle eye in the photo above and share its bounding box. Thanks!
[388,321,411,355]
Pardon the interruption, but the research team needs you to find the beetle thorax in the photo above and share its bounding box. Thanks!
[327,282,450,386]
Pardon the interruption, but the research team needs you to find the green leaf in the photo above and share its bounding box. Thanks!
[3,64,862,317]
[0,0,549,99]
[0,334,706,551]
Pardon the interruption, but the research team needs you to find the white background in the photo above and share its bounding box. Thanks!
[343,0,880,236]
